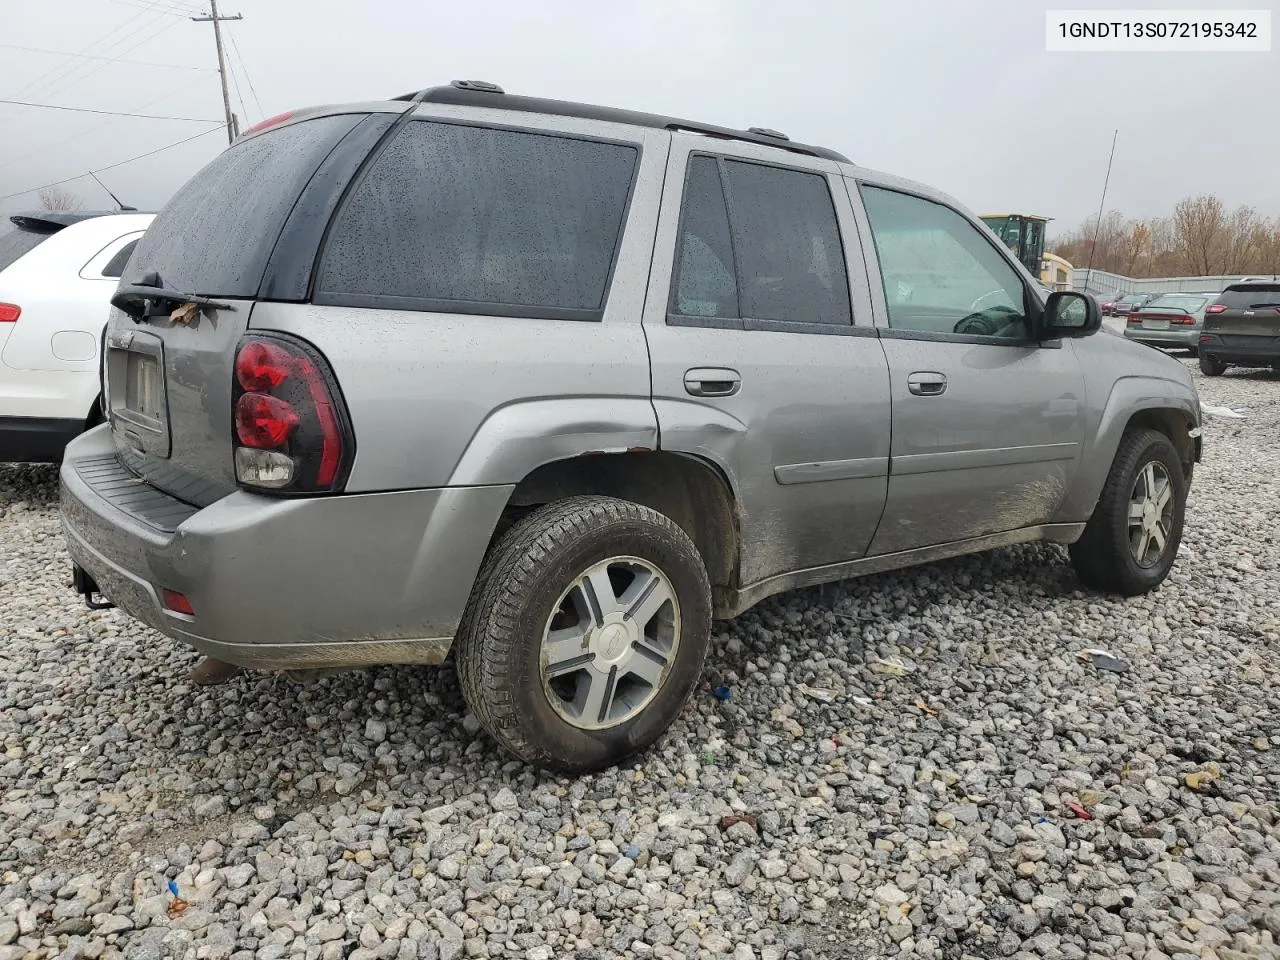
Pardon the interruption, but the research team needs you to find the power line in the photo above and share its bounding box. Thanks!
[10,7,159,99]
[37,17,187,103]
[108,0,200,15]
[0,42,215,73]
[224,48,250,125]
[228,35,264,120]
[0,98,223,123]
[0,127,224,204]
[0,73,217,174]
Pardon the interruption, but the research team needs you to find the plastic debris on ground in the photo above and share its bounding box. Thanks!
[712,685,732,701]
[797,683,835,703]
[1201,403,1247,419]
[166,881,189,918]
[870,656,908,677]
[1067,802,1094,820]
[1078,648,1130,673]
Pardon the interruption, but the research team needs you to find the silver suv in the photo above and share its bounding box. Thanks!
[60,82,1201,772]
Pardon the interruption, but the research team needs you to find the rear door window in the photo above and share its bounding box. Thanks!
[723,160,851,326]
[669,155,852,328]
[124,114,362,297]
[315,120,639,319]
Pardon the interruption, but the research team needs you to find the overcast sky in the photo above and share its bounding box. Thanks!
[2,0,1276,236]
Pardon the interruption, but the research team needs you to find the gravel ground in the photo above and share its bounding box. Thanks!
[2,358,1278,960]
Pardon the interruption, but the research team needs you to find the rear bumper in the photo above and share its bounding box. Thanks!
[59,425,512,670]
[1,416,84,463]
[1123,326,1201,349]
[1198,333,1280,365]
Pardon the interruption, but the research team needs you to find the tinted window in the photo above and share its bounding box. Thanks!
[317,121,638,317]
[1218,285,1280,309]
[0,223,51,273]
[861,186,1028,339]
[100,239,139,279]
[672,156,738,318]
[722,161,851,325]
[126,114,360,296]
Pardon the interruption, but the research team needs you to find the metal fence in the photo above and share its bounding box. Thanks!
[1072,269,1278,297]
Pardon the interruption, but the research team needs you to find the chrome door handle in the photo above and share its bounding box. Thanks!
[684,367,741,398]
[907,371,947,396]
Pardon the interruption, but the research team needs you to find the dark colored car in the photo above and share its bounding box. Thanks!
[1199,282,1280,376]
[1110,293,1156,318]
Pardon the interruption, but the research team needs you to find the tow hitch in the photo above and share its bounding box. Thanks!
[72,563,115,610]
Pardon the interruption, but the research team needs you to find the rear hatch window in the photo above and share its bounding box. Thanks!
[0,218,58,273]
[1141,296,1207,313]
[1215,285,1280,310]
[123,113,364,296]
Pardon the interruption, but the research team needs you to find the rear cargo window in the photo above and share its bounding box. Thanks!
[315,120,639,320]
[1217,285,1280,309]
[0,223,50,273]
[123,114,361,297]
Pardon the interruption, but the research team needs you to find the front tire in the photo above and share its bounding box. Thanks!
[455,496,712,773]
[1199,355,1227,376]
[1069,428,1186,596]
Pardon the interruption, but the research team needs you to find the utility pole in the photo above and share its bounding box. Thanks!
[191,0,243,144]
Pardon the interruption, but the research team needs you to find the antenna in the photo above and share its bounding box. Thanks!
[88,171,136,211]
[1084,129,1118,295]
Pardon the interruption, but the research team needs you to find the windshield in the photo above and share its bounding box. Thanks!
[0,221,51,273]
[1119,294,1147,303]
[981,216,1021,249]
[1145,295,1207,312]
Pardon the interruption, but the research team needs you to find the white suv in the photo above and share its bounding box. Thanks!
[0,210,154,461]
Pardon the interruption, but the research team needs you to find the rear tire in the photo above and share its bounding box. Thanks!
[1199,355,1227,376]
[1069,428,1186,596]
[454,496,712,773]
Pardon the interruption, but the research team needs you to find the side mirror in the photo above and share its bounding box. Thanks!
[1041,291,1101,339]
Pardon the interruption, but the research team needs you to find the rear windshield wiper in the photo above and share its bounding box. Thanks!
[111,271,236,322]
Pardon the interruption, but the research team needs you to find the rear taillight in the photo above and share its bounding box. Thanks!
[1127,314,1143,324]
[1171,315,1196,325]
[231,333,353,494]
[1206,304,1226,314]
[0,303,20,322]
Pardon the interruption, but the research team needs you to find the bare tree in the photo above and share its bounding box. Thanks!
[38,187,83,212]
[1174,195,1228,275]
[1221,205,1263,275]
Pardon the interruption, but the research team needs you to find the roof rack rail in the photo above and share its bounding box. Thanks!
[390,83,850,163]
